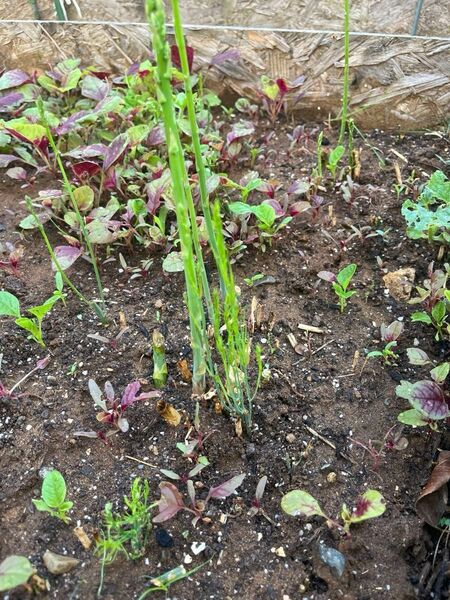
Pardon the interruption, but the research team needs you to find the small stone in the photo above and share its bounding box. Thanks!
[326,472,337,484]
[191,541,206,555]
[383,268,415,301]
[183,554,193,564]
[43,550,79,575]
[286,433,296,444]
[155,299,163,309]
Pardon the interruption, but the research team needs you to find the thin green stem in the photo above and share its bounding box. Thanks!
[25,197,106,322]
[36,97,105,305]
[338,0,350,144]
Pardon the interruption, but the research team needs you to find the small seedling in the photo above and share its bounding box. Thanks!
[244,273,265,287]
[0,555,34,592]
[281,488,386,534]
[138,561,210,599]
[32,469,73,523]
[0,355,50,400]
[0,286,64,347]
[396,362,450,429]
[318,263,357,312]
[326,145,345,179]
[366,320,403,365]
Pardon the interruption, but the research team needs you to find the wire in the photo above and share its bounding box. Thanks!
[1,18,450,42]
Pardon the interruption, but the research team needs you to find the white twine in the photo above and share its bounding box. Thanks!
[1,19,450,42]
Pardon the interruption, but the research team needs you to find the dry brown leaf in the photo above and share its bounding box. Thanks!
[30,574,48,592]
[214,400,222,415]
[73,525,92,550]
[119,311,127,330]
[235,419,243,438]
[416,450,450,527]
[156,399,181,427]
[177,359,192,382]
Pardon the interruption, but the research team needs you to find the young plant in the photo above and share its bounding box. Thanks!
[318,263,357,312]
[32,469,73,523]
[152,329,168,388]
[0,556,34,593]
[257,75,304,123]
[0,287,64,347]
[244,273,265,287]
[96,478,154,565]
[396,362,450,429]
[82,379,161,434]
[402,170,450,244]
[138,561,209,599]
[366,320,403,365]
[281,488,386,534]
[326,145,345,179]
[153,473,245,527]
[409,262,449,340]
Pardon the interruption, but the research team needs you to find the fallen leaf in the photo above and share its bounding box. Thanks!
[235,419,243,438]
[156,399,181,427]
[177,359,192,382]
[73,526,92,550]
[30,574,48,592]
[416,451,450,527]
[119,311,127,330]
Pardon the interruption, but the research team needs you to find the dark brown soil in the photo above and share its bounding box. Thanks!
[1,124,449,600]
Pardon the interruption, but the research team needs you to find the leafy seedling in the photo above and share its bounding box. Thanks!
[75,379,161,436]
[408,262,448,340]
[0,555,34,592]
[396,362,450,429]
[366,320,403,365]
[326,145,345,179]
[32,469,73,523]
[0,287,64,347]
[244,273,265,287]
[318,264,357,312]
[281,488,386,534]
[138,560,210,599]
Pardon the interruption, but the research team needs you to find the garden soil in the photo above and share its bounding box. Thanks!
[0,124,449,600]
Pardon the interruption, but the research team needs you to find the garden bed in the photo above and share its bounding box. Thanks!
[1,115,449,600]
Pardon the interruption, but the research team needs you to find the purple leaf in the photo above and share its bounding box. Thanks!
[227,121,255,145]
[65,144,107,159]
[72,161,101,180]
[120,381,141,409]
[153,482,186,523]
[103,134,128,171]
[6,166,27,181]
[409,381,450,420]
[36,355,51,369]
[0,155,21,168]
[53,245,83,270]
[171,44,194,73]
[81,75,109,101]
[210,49,240,66]
[263,199,284,217]
[104,381,115,403]
[0,92,24,108]
[56,110,89,135]
[318,271,336,283]
[287,180,310,196]
[147,126,165,147]
[0,69,30,91]
[380,321,403,342]
[146,184,163,215]
[206,473,246,501]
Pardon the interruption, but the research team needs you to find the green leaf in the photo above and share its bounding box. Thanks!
[73,186,94,211]
[395,380,414,400]
[0,291,20,318]
[397,408,429,427]
[367,351,383,358]
[32,498,53,514]
[411,311,432,324]
[41,469,66,508]
[19,214,40,230]
[432,301,446,324]
[15,317,42,344]
[28,296,60,322]
[406,347,431,365]
[6,122,46,144]
[251,204,276,227]
[328,145,345,166]
[0,555,33,592]
[281,490,324,518]
[127,124,151,146]
[162,252,184,273]
[349,490,386,523]
[336,264,357,290]
[427,170,450,202]
[430,362,449,385]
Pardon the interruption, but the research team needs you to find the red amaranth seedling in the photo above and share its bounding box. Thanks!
[281,488,386,534]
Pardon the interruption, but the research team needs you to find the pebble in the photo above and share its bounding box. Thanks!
[286,433,296,444]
